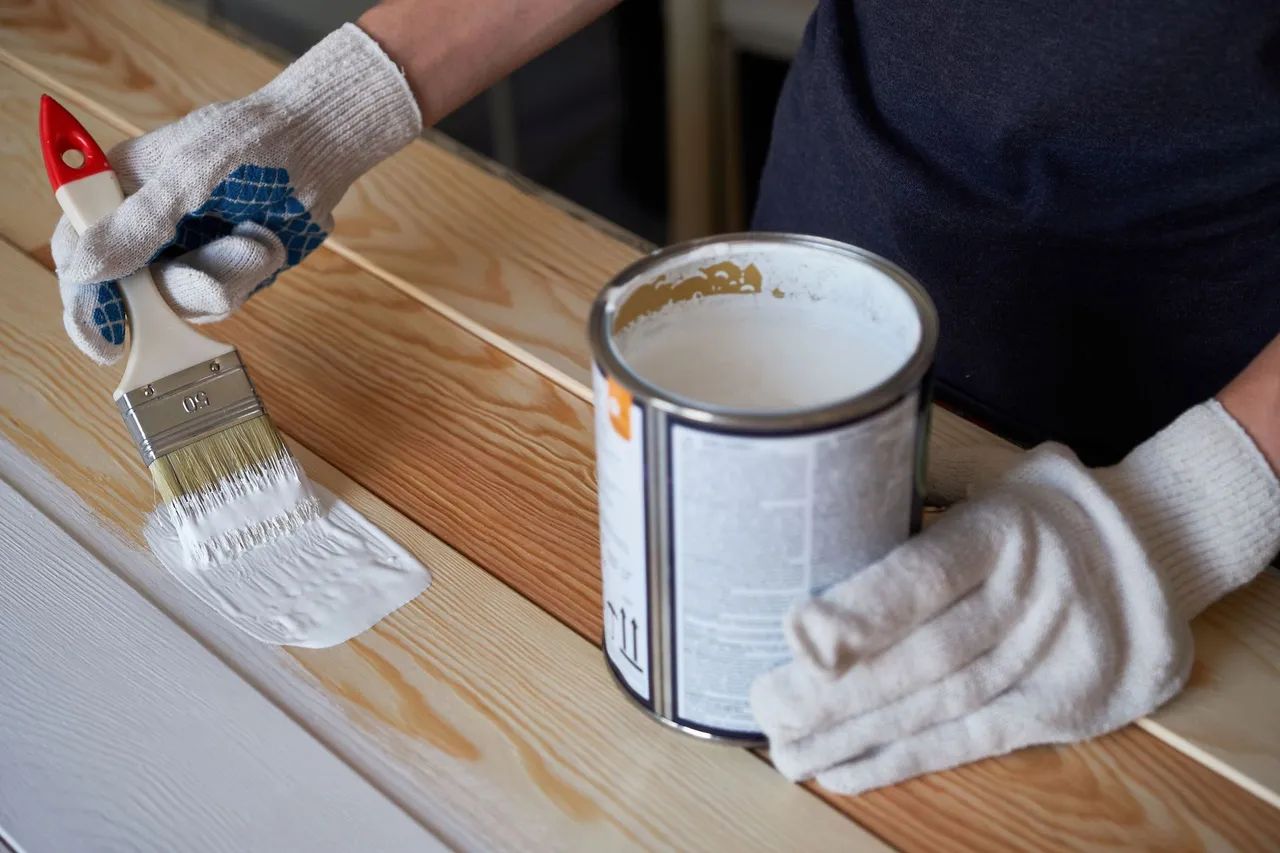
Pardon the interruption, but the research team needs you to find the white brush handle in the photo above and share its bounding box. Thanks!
[55,171,232,399]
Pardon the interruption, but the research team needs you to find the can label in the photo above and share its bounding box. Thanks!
[669,391,919,734]
[594,366,651,701]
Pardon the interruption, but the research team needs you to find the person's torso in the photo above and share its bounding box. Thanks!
[753,0,1280,462]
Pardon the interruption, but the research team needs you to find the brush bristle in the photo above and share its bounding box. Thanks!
[151,416,322,564]
[150,415,290,504]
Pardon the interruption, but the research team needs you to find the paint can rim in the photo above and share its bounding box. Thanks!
[588,232,939,433]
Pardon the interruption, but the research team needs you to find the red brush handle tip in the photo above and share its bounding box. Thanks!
[39,94,112,192]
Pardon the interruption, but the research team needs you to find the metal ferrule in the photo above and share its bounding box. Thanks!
[115,350,265,466]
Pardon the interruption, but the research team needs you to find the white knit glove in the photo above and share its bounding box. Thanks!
[750,401,1280,795]
[51,24,421,364]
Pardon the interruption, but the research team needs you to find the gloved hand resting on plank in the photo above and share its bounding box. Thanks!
[50,24,421,363]
[750,336,1280,795]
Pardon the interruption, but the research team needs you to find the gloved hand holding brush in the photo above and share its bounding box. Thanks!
[50,0,616,366]
[50,24,422,364]
[751,353,1280,795]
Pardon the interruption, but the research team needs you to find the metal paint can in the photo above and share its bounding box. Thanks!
[588,233,938,744]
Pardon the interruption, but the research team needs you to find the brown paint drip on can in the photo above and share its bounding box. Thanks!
[612,261,765,334]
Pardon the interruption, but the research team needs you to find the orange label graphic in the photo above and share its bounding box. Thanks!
[607,378,632,441]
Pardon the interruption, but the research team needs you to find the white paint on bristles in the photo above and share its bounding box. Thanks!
[171,456,322,565]
[612,242,921,413]
[146,479,429,648]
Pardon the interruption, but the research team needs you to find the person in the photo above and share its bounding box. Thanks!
[50,0,1279,796]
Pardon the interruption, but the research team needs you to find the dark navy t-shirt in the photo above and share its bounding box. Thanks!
[754,0,1280,463]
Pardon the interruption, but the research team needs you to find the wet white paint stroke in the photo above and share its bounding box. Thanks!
[145,481,430,649]
[0,432,427,649]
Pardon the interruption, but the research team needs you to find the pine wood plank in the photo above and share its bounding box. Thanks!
[831,722,1280,852]
[0,238,888,851]
[0,479,444,853]
[0,58,604,633]
[1138,573,1280,809]
[1,6,1277,844]
[0,0,997,459]
[0,0,1042,651]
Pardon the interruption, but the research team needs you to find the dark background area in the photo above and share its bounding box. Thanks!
[179,0,792,245]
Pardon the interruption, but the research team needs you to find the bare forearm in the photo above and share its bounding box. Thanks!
[357,0,619,126]
[1219,333,1280,475]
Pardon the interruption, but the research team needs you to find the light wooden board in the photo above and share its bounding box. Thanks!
[1,38,603,632]
[1138,573,1280,809]
[830,722,1280,852]
[0,478,443,853]
[0,239,888,852]
[213,244,604,634]
[1,2,1278,845]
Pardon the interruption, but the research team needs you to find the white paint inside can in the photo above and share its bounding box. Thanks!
[612,245,922,413]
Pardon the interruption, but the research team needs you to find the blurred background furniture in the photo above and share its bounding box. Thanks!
[664,0,813,239]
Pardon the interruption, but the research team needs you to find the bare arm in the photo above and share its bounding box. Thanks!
[1219,333,1280,476]
[358,0,620,126]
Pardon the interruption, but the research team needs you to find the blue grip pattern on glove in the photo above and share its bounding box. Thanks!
[92,282,126,346]
[165,164,327,271]
[90,163,328,345]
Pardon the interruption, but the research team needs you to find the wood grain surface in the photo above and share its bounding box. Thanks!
[0,239,888,851]
[1139,573,1280,808]
[0,479,444,853]
[1,2,1278,847]
[222,247,605,634]
[3,195,1277,853]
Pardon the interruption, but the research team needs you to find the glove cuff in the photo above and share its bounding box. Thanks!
[259,23,422,192]
[1099,400,1280,620]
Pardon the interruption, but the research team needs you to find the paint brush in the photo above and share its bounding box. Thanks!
[40,95,319,561]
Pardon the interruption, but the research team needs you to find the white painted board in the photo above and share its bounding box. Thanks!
[0,478,443,853]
